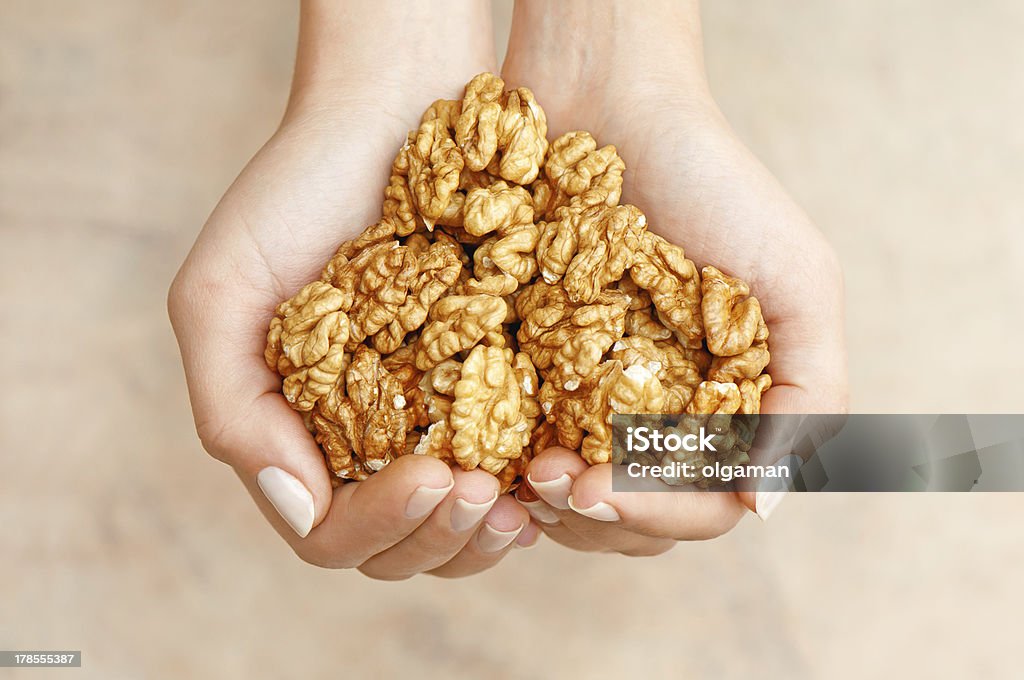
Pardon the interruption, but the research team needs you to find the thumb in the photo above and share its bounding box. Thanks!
[208,391,334,539]
[169,272,334,540]
[733,386,847,520]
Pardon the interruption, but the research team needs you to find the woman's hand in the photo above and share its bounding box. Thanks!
[168,0,540,578]
[503,0,848,553]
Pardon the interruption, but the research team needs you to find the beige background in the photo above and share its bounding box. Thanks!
[3,1,1023,678]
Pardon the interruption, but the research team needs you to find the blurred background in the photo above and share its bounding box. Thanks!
[3,1,1023,677]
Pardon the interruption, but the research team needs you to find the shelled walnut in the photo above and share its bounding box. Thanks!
[264,72,772,492]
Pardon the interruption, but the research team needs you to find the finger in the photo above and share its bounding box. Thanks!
[513,520,543,549]
[524,447,590,510]
[734,388,849,519]
[524,449,677,554]
[218,391,337,538]
[240,453,455,568]
[567,463,746,542]
[358,468,501,580]
[168,261,338,539]
[426,495,532,579]
[515,480,609,553]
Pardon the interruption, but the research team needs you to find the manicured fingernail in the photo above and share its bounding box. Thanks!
[514,534,539,549]
[450,493,498,532]
[518,499,560,525]
[257,467,315,538]
[756,454,803,521]
[405,480,455,519]
[567,496,621,522]
[527,473,572,510]
[477,523,523,553]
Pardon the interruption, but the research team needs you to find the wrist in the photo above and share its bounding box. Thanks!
[503,0,713,124]
[287,0,497,122]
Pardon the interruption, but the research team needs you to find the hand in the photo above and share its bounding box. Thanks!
[168,0,540,579]
[502,0,848,553]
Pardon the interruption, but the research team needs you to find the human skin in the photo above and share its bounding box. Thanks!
[169,0,848,573]
[502,0,848,554]
[168,0,539,579]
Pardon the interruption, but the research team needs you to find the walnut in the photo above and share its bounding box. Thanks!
[463,182,540,283]
[420,98,462,131]
[624,308,673,341]
[386,117,466,232]
[739,374,773,414]
[414,294,507,370]
[516,282,629,391]
[678,342,714,377]
[610,336,702,413]
[264,281,350,412]
[263,71,775,493]
[651,380,756,487]
[472,238,502,279]
[431,168,503,229]
[536,203,646,304]
[436,223,491,246]
[323,240,419,349]
[432,231,471,266]
[618,273,652,310]
[464,181,533,236]
[686,381,742,415]
[455,73,548,185]
[402,232,432,259]
[314,346,410,479]
[708,342,771,383]
[701,265,767,357]
[322,220,398,276]
[372,240,461,354]
[512,351,542,458]
[450,346,530,474]
[530,419,560,454]
[312,410,368,482]
[535,131,625,219]
[413,418,456,464]
[456,273,520,297]
[382,345,428,428]
[541,360,667,465]
[382,141,418,236]
[629,232,704,347]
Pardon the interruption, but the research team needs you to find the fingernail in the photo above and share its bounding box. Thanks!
[405,480,455,519]
[518,499,560,525]
[477,523,523,553]
[567,496,621,522]
[514,534,540,549]
[257,467,315,538]
[527,473,572,510]
[450,493,498,532]
[756,454,802,521]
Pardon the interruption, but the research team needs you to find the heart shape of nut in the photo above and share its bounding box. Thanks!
[264,73,771,492]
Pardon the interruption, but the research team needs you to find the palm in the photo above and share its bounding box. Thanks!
[538,102,847,414]
[195,113,416,392]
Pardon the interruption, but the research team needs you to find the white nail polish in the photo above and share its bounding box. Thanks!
[567,496,621,522]
[526,473,573,510]
[518,499,560,525]
[477,523,523,553]
[756,454,802,521]
[405,481,455,519]
[257,467,315,538]
[451,493,498,532]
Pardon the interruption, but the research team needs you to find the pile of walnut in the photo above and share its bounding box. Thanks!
[264,73,771,492]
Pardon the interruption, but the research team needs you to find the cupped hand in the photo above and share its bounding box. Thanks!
[503,28,848,553]
[168,85,540,578]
